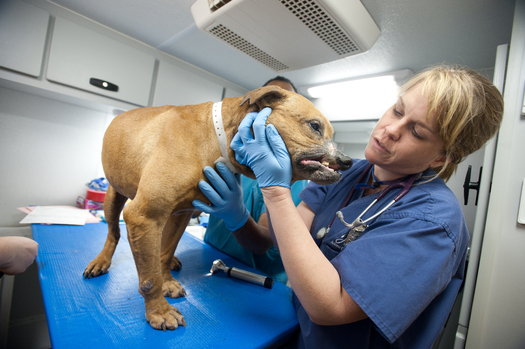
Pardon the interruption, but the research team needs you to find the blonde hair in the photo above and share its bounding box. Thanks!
[400,65,504,181]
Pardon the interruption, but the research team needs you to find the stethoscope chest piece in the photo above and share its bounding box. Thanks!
[337,211,368,244]
[317,211,368,250]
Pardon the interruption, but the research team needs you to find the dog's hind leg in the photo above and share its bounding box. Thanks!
[160,213,192,298]
[83,185,128,278]
[170,255,182,271]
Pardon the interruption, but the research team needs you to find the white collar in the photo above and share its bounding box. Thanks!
[212,101,238,174]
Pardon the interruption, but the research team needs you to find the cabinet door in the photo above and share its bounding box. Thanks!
[224,87,246,98]
[153,60,223,106]
[0,0,49,77]
[47,18,155,106]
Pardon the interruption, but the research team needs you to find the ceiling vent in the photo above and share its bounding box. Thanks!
[191,0,380,72]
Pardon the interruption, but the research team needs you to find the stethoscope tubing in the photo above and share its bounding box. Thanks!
[318,163,421,243]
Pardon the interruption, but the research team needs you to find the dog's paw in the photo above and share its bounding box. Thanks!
[147,303,186,331]
[83,257,111,278]
[170,256,182,271]
[162,278,187,298]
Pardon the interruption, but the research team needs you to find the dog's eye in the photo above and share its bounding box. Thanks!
[309,121,322,134]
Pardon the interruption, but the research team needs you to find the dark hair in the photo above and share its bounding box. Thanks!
[263,76,297,93]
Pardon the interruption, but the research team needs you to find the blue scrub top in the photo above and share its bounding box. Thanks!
[295,159,469,348]
[204,175,308,284]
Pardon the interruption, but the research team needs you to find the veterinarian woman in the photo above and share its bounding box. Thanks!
[193,76,308,285]
[222,65,503,348]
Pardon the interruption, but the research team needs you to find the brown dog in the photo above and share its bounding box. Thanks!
[83,85,353,331]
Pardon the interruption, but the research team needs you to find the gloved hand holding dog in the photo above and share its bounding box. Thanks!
[231,107,292,189]
[192,162,250,231]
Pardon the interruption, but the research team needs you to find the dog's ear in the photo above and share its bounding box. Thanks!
[240,86,286,111]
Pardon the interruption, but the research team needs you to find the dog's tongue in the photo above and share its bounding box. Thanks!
[301,159,336,172]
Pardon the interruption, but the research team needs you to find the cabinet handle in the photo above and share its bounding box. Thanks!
[89,78,118,92]
[463,165,483,206]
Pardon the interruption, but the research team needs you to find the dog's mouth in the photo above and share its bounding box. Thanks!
[295,151,353,185]
[300,158,337,171]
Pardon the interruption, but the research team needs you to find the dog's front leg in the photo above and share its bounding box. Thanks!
[124,200,186,330]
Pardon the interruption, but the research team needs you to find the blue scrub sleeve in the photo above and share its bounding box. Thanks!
[259,180,309,215]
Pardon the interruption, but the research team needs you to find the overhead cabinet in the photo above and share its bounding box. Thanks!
[47,18,155,106]
[0,0,49,77]
[153,60,224,106]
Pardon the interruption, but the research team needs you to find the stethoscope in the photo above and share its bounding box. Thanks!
[316,163,422,248]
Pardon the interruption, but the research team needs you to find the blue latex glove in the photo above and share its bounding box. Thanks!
[231,107,292,189]
[192,162,250,231]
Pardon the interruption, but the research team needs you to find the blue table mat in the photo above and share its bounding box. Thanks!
[32,223,298,348]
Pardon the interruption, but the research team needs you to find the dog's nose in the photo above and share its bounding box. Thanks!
[336,151,353,171]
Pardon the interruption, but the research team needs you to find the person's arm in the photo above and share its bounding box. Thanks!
[192,162,273,254]
[230,214,273,254]
[234,180,308,253]
[0,236,38,275]
[264,187,367,325]
[231,108,367,325]
[265,202,313,253]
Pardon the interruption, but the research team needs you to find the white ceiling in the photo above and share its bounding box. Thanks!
[48,0,516,92]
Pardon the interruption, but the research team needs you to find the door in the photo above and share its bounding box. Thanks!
[436,44,508,349]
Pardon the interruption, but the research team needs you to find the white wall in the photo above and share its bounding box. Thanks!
[335,142,368,160]
[0,86,112,226]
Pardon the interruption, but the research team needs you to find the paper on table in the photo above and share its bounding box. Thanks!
[19,206,90,225]
[18,206,101,223]
[17,207,32,214]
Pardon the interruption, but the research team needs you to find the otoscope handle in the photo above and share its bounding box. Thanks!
[227,267,274,289]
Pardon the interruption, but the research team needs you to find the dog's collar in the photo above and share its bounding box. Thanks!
[212,101,238,174]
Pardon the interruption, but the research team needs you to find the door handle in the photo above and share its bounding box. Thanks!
[90,78,119,92]
[463,165,482,206]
